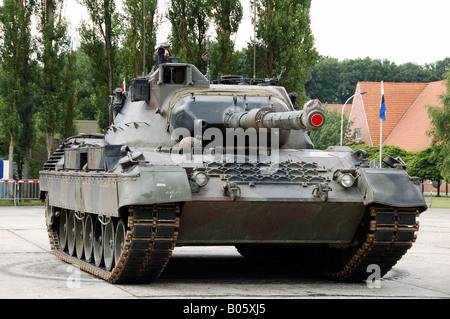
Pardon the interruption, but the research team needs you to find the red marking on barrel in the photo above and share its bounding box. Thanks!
[311,114,324,126]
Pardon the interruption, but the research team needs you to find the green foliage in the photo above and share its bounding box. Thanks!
[0,0,35,140]
[407,146,444,182]
[78,0,122,131]
[120,0,158,78]
[35,0,75,156]
[348,144,415,168]
[252,0,318,101]
[168,0,211,73]
[78,23,110,131]
[62,50,77,138]
[310,108,351,150]
[74,50,97,120]
[209,0,242,79]
[304,57,347,103]
[0,0,37,178]
[306,56,450,103]
[427,69,450,182]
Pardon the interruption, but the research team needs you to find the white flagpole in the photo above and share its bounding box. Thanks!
[380,118,383,168]
[379,81,384,168]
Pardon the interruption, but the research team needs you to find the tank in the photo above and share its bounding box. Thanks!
[39,46,427,284]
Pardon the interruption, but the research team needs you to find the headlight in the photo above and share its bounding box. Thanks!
[336,172,355,188]
[192,171,209,187]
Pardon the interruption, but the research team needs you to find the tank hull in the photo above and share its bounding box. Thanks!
[40,148,426,246]
[177,201,365,245]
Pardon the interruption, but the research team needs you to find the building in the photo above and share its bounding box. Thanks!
[348,81,445,151]
[344,81,447,194]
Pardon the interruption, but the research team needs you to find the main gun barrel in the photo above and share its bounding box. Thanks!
[225,99,325,131]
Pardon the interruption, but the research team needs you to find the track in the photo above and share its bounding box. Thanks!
[47,203,180,284]
[47,202,419,283]
[236,205,420,282]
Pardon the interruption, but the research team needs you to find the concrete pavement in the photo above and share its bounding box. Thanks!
[0,206,449,299]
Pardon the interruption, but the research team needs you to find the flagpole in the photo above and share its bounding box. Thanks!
[379,81,384,168]
[379,117,382,168]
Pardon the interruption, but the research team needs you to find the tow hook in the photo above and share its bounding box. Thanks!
[224,182,241,201]
[312,183,332,202]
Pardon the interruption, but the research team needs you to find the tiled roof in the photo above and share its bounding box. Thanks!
[384,81,445,151]
[357,82,428,146]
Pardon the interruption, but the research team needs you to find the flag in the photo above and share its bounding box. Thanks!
[0,160,9,180]
[379,81,386,122]
[121,78,126,91]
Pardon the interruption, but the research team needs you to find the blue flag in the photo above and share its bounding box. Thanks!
[380,81,386,121]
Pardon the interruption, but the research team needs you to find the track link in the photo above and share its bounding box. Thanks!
[327,205,420,281]
[48,204,180,284]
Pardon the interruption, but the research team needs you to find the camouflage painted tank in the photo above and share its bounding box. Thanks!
[39,45,427,283]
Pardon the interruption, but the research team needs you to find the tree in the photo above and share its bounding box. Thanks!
[305,56,347,103]
[407,146,444,195]
[35,0,74,158]
[62,50,77,138]
[78,0,119,130]
[424,57,450,81]
[74,49,97,120]
[209,0,242,80]
[427,69,450,182]
[0,0,36,183]
[253,0,317,101]
[306,56,450,104]
[121,0,158,78]
[310,108,351,150]
[78,23,110,130]
[168,0,211,73]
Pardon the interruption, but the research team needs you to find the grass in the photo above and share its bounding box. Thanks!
[424,195,450,209]
[0,199,44,207]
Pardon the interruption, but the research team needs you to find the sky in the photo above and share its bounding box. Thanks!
[62,0,450,66]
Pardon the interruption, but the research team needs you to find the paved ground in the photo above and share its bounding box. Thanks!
[0,206,449,301]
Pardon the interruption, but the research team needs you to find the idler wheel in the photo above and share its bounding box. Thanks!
[114,219,126,265]
[67,211,76,256]
[103,220,115,271]
[59,210,68,251]
[75,213,84,259]
[93,218,104,267]
[83,214,94,262]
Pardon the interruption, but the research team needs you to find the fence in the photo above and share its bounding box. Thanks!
[0,180,41,206]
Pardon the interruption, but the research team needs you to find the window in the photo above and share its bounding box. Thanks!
[163,66,187,84]
[354,128,361,139]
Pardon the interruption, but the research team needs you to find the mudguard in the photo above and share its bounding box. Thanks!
[357,168,427,211]
[118,165,192,208]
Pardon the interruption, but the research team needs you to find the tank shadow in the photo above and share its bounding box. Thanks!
[160,254,324,284]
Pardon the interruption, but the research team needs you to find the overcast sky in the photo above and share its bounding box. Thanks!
[64,0,450,66]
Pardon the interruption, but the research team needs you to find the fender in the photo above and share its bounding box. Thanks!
[357,168,427,211]
[117,165,192,208]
